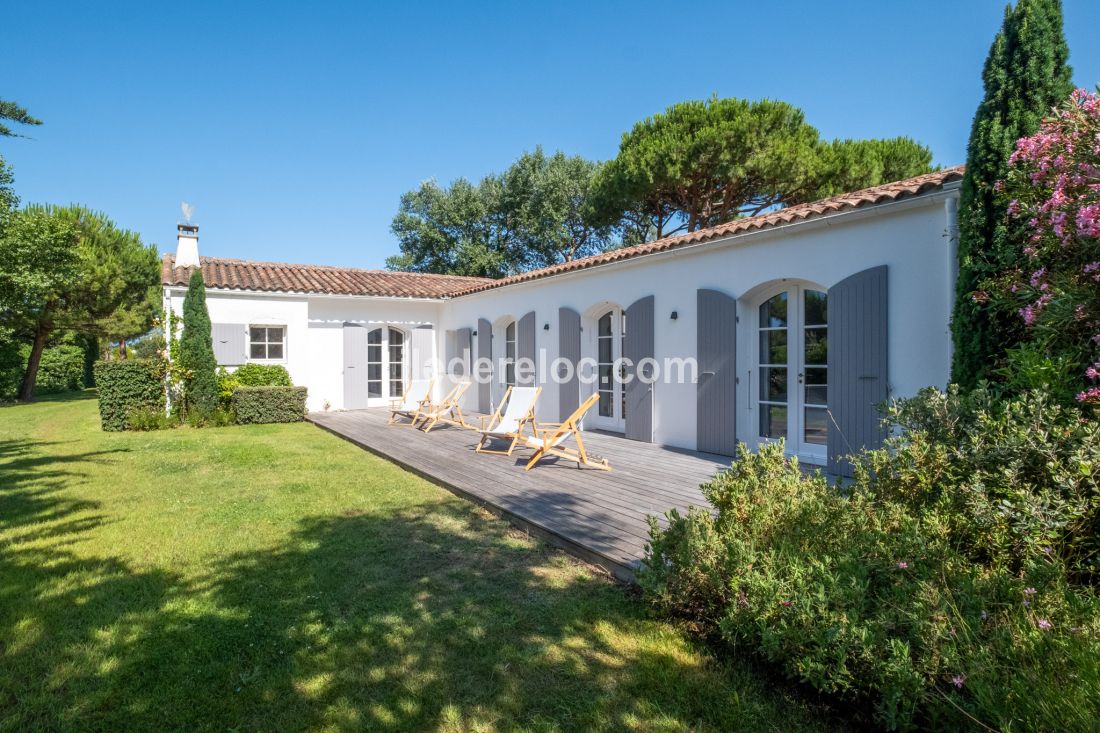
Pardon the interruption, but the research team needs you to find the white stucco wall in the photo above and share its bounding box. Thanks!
[164,290,442,412]
[439,190,958,453]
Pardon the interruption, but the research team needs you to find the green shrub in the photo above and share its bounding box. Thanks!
[233,363,291,386]
[641,388,1100,731]
[881,386,1100,583]
[232,385,307,424]
[217,364,291,409]
[0,329,24,400]
[127,406,176,431]
[93,360,166,431]
[35,345,85,393]
[184,405,235,428]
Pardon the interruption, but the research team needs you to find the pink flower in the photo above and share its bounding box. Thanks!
[951,675,966,689]
[1036,618,1053,631]
[1077,387,1100,403]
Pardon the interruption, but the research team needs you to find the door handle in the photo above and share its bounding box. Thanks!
[797,372,804,384]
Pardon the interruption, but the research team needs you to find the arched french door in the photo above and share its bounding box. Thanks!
[755,285,828,463]
[587,306,627,432]
[366,326,406,402]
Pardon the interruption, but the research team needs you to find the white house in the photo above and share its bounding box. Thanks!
[162,166,963,475]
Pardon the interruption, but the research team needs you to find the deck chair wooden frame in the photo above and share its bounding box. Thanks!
[387,378,434,426]
[475,385,542,456]
[417,381,472,433]
[523,393,610,471]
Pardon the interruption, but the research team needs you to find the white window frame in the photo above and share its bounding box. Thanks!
[248,324,287,363]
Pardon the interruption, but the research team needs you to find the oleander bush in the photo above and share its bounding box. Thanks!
[93,359,166,431]
[231,385,307,425]
[641,387,1100,731]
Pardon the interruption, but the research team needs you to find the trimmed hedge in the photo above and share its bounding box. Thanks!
[93,360,166,431]
[232,385,307,424]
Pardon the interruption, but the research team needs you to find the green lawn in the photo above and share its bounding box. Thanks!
[0,393,842,732]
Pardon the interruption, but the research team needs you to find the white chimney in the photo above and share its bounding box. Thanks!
[176,224,200,268]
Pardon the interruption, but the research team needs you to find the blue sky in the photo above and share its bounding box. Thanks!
[4,1,1100,269]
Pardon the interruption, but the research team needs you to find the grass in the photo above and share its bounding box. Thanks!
[0,392,844,732]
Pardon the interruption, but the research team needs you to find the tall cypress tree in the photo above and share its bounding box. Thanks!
[951,0,1073,388]
[178,270,218,416]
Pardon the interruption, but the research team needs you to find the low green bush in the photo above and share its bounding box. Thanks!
[217,364,292,408]
[93,360,166,431]
[232,385,307,424]
[36,345,86,393]
[127,406,177,431]
[233,363,292,386]
[641,387,1100,731]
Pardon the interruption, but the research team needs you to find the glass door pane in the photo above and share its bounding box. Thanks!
[388,328,405,397]
[758,292,789,439]
[802,290,828,446]
[366,328,382,398]
[504,321,516,386]
[597,312,613,417]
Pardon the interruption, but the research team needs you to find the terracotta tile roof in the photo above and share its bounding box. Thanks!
[161,167,963,300]
[449,166,965,297]
[161,256,491,299]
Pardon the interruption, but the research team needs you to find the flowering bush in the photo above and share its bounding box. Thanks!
[641,388,1100,730]
[993,88,1100,404]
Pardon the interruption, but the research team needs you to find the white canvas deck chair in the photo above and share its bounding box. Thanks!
[523,392,610,471]
[387,378,434,426]
[417,381,472,433]
[475,386,542,456]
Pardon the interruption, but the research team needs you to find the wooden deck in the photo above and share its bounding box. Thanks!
[307,409,728,582]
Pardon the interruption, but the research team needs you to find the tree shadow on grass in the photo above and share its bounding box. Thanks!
[0,438,125,539]
[1,497,845,732]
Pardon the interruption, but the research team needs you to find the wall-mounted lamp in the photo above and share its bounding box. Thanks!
[670,311,678,320]
[543,323,550,331]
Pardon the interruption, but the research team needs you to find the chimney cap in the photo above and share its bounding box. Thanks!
[178,223,199,235]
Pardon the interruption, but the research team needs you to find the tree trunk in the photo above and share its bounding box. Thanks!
[18,327,50,403]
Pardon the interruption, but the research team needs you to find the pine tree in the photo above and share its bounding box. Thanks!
[951,0,1073,388]
[178,270,218,416]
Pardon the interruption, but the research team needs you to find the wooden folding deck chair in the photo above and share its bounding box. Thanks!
[475,386,542,456]
[387,378,434,426]
[522,392,610,471]
[417,381,471,433]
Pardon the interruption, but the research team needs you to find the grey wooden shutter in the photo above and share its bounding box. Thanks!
[827,265,889,477]
[212,323,247,366]
[410,325,434,380]
[518,310,536,386]
[624,295,655,442]
[697,289,737,456]
[558,307,581,420]
[343,323,369,409]
[455,327,472,377]
[477,318,492,413]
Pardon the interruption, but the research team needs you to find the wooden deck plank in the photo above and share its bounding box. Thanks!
[307,408,724,582]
